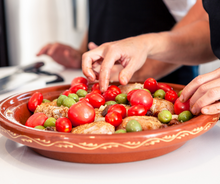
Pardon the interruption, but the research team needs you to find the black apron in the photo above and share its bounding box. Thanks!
[203,0,220,59]
[88,0,199,85]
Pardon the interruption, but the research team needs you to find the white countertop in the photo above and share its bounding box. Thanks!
[0,61,220,184]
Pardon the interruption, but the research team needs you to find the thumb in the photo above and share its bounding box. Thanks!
[88,42,98,50]
[119,63,136,85]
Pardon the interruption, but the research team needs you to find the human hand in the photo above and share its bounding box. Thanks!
[179,68,220,115]
[82,35,151,92]
[36,43,82,68]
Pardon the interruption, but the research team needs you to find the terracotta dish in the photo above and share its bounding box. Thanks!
[0,83,219,164]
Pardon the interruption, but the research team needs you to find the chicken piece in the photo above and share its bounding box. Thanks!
[94,105,107,122]
[71,121,115,134]
[117,116,162,131]
[35,103,69,119]
[118,83,143,94]
[150,98,174,115]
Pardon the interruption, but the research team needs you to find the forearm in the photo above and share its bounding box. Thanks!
[131,58,181,81]
[145,0,216,65]
[147,20,216,65]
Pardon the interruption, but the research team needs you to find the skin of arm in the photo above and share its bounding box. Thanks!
[82,0,216,91]
[131,0,214,82]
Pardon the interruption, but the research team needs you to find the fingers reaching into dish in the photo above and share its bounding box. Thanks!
[180,68,220,115]
[37,43,82,68]
[82,35,151,92]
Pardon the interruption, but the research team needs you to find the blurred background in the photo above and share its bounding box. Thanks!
[0,0,219,75]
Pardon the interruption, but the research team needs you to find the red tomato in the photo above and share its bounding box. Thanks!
[62,90,72,96]
[108,104,126,118]
[127,89,140,101]
[174,98,190,115]
[105,111,122,127]
[103,90,120,101]
[71,77,88,86]
[69,83,88,93]
[85,93,105,108]
[157,83,173,92]
[68,101,95,126]
[144,78,158,93]
[56,117,72,133]
[91,83,100,91]
[128,104,147,116]
[91,89,102,94]
[25,112,48,128]
[28,92,43,112]
[107,85,121,94]
[165,90,178,103]
[130,90,153,110]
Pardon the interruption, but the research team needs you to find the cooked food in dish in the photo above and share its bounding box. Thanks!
[71,121,115,134]
[117,116,162,131]
[25,77,193,134]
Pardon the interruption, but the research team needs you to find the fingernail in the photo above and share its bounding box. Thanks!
[202,108,208,114]
[88,77,94,81]
[191,107,197,115]
[179,95,184,102]
[121,77,127,85]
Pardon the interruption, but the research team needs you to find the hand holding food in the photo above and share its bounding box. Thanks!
[82,35,155,92]
[179,67,220,115]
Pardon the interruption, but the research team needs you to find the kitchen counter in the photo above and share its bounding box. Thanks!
[0,61,220,184]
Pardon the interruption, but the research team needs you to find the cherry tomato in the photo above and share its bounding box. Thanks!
[103,90,120,102]
[165,90,178,103]
[71,77,88,86]
[105,111,122,127]
[127,89,140,101]
[28,92,43,112]
[107,85,121,94]
[128,104,147,116]
[144,78,158,93]
[157,83,173,92]
[25,112,48,128]
[69,83,88,94]
[91,83,100,91]
[68,101,95,126]
[174,98,190,115]
[91,89,102,94]
[108,104,126,118]
[56,117,72,133]
[130,90,153,110]
[62,90,72,96]
[85,93,105,108]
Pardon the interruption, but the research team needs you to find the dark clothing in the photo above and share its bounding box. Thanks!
[88,0,198,85]
[203,0,220,59]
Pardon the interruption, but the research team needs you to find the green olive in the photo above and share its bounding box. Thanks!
[44,117,56,127]
[115,94,127,104]
[34,125,45,130]
[143,88,152,94]
[178,110,193,122]
[178,90,183,97]
[115,129,126,133]
[57,95,68,106]
[42,99,51,103]
[62,97,76,108]
[76,89,87,97]
[153,89,166,99]
[105,101,117,105]
[126,120,142,132]
[68,93,79,102]
[158,110,172,124]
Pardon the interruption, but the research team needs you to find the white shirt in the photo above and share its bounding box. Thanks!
[163,0,197,22]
